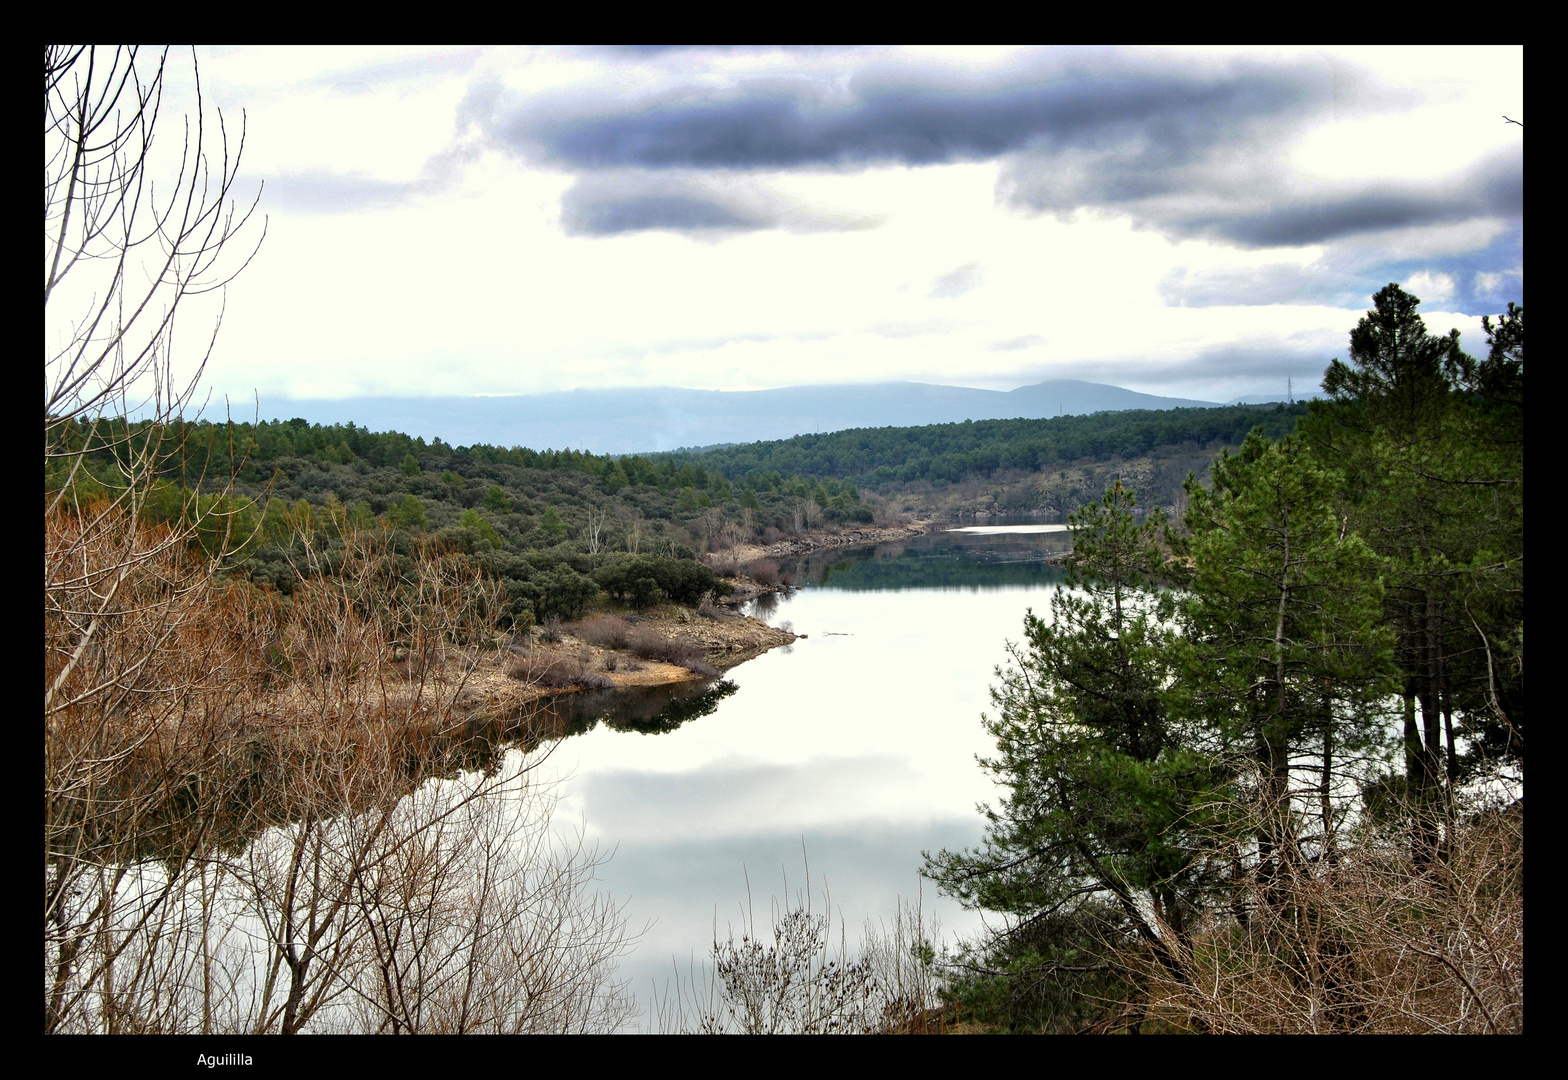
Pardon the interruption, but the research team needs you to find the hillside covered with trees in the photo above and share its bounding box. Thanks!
[42,398,1310,633]
[46,402,1305,629]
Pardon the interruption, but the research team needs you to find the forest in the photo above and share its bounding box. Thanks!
[45,401,1301,631]
[922,287,1523,1033]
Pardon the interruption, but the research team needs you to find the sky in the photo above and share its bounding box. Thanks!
[109,46,1524,407]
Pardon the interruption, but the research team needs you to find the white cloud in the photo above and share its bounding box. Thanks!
[1404,270,1456,303]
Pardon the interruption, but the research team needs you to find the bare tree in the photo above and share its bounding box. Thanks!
[44,47,634,1036]
[45,45,266,728]
[46,45,264,496]
[583,505,607,561]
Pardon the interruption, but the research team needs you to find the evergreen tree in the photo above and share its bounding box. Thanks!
[1303,286,1523,817]
[1174,432,1397,886]
[925,483,1217,1030]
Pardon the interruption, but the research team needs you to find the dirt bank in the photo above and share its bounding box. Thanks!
[452,605,797,721]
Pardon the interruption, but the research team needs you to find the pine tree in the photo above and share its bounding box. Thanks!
[1173,432,1396,886]
[925,483,1219,1030]
[1303,286,1523,820]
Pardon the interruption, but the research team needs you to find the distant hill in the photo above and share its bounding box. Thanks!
[257,380,1219,454]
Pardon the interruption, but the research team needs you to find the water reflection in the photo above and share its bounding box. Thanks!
[776,522,1070,593]
[536,520,1076,1022]
[550,678,738,736]
[749,589,781,620]
[946,523,1069,535]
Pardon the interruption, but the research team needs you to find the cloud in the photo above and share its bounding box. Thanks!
[1404,270,1456,304]
[312,48,484,93]
[1004,337,1344,404]
[450,48,1518,249]
[559,172,883,236]
[577,756,925,842]
[1159,263,1359,308]
[989,334,1047,351]
[495,51,1326,173]
[928,262,981,297]
[259,170,411,215]
[1004,141,1522,249]
[1160,221,1523,314]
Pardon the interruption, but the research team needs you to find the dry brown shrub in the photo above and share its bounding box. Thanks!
[45,510,633,1034]
[746,559,781,587]
[706,554,741,576]
[576,615,632,650]
[656,885,944,1034]
[506,648,613,691]
[1131,800,1523,1034]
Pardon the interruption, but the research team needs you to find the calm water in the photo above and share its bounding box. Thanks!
[528,522,1069,1022]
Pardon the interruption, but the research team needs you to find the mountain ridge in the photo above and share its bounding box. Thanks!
[256,378,1227,455]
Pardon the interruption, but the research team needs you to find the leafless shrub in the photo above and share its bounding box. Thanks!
[621,627,716,675]
[746,560,781,587]
[507,648,612,690]
[1129,797,1524,1034]
[657,884,943,1034]
[45,513,633,1034]
[577,615,632,650]
[706,554,741,577]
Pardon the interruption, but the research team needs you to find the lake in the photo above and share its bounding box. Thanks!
[525,521,1071,1026]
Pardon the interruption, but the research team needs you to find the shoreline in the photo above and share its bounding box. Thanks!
[452,604,797,722]
[721,520,933,566]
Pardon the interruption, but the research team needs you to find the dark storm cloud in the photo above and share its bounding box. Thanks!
[470,48,1518,250]
[559,172,882,236]
[562,176,763,235]
[1184,150,1521,248]
[501,51,1320,171]
[1207,190,1476,248]
[1000,124,1521,249]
